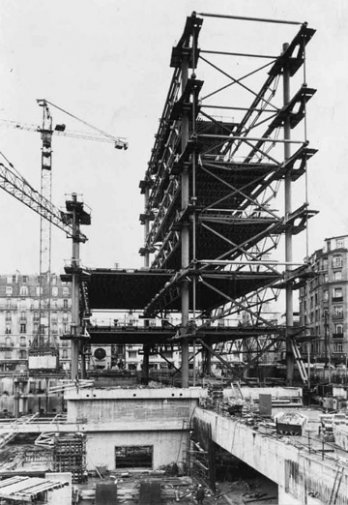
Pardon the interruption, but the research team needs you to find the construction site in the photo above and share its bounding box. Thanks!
[1,5,348,505]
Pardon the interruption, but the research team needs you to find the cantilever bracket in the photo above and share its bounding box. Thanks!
[269,85,316,131]
[170,78,203,121]
[170,14,203,68]
[269,23,316,77]
[275,144,318,181]
[282,203,319,235]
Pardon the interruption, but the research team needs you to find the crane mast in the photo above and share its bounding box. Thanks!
[36,99,54,354]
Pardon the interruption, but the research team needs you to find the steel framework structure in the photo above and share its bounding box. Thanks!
[139,12,317,386]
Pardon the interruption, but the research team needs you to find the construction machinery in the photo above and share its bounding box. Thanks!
[0,100,127,373]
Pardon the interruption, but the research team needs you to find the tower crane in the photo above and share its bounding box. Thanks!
[1,100,128,370]
[0,151,90,376]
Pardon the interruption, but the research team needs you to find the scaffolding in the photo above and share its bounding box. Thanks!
[53,433,86,482]
[138,12,317,385]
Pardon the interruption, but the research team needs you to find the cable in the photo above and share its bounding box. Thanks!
[44,99,123,142]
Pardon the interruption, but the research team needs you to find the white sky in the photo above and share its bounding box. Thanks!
[0,0,347,275]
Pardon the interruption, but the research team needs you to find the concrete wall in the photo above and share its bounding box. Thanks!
[223,386,303,403]
[63,388,203,472]
[65,388,203,423]
[68,398,192,424]
[86,430,186,471]
[194,408,348,505]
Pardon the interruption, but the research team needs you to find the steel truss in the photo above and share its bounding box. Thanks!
[140,12,317,384]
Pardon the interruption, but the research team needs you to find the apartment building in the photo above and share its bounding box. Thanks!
[299,234,348,364]
[0,272,72,373]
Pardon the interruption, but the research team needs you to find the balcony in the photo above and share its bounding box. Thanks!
[332,313,344,320]
[332,296,343,303]
[333,333,344,339]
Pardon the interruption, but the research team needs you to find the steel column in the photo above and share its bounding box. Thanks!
[283,43,295,385]
[180,56,190,388]
[142,184,150,384]
[70,194,81,381]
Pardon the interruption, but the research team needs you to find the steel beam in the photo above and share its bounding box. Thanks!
[197,12,302,25]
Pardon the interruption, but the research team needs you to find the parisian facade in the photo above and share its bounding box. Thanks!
[0,272,72,373]
[0,273,247,377]
[299,234,348,364]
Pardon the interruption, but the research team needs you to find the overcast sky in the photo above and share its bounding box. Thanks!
[0,0,347,275]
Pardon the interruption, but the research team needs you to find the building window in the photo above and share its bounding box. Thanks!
[20,324,26,334]
[62,349,68,359]
[334,324,343,339]
[333,306,343,318]
[20,310,26,321]
[5,326,11,335]
[323,290,329,302]
[6,276,12,284]
[5,286,12,296]
[52,287,58,297]
[333,287,343,301]
[334,271,342,281]
[19,350,27,360]
[20,336,26,347]
[336,238,345,249]
[334,342,343,353]
[63,299,68,309]
[22,276,28,283]
[128,351,138,358]
[333,255,343,268]
[36,287,42,297]
[4,350,11,360]
[322,258,328,271]
[19,286,28,296]
[5,311,11,322]
[62,287,70,296]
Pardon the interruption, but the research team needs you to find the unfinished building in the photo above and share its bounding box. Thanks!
[82,11,317,388]
[5,11,346,505]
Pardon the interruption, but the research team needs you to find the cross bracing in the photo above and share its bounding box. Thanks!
[81,13,317,385]
[136,12,318,384]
